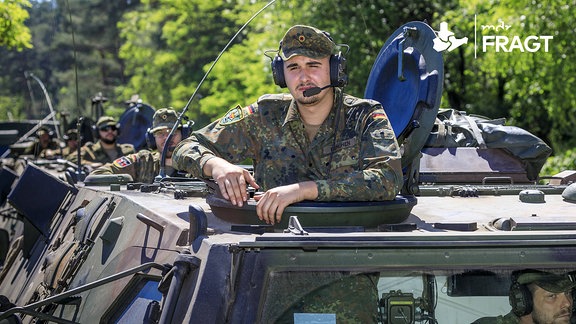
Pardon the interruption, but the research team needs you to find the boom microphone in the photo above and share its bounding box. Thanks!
[303,84,335,97]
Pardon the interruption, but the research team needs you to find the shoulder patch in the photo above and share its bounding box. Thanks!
[372,112,387,119]
[112,155,135,168]
[219,105,245,126]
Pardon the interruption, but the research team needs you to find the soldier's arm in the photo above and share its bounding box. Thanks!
[90,153,139,180]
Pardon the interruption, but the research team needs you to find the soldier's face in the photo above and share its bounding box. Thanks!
[284,55,332,105]
[98,126,117,142]
[154,128,182,158]
[39,133,51,147]
[530,285,572,324]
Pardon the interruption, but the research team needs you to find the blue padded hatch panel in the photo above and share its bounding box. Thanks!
[117,103,156,151]
[365,21,443,167]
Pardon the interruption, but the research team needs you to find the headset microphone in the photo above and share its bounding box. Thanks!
[303,84,335,97]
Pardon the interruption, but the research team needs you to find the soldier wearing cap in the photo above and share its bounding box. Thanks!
[473,269,576,324]
[90,108,185,183]
[173,25,402,225]
[23,126,62,158]
[61,129,79,159]
[69,116,135,168]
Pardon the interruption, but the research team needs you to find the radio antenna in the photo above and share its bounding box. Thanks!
[66,0,86,181]
[156,0,278,180]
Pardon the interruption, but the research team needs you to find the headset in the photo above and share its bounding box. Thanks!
[36,127,55,139]
[509,271,534,317]
[271,52,348,89]
[270,31,348,89]
[146,122,192,150]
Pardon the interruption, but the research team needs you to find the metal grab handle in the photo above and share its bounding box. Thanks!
[482,176,513,185]
[397,26,418,81]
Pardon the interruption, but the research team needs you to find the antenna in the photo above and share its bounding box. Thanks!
[66,0,85,181]
[155,0,278,180]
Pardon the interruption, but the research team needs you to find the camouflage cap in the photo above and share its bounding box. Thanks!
[151,108,180,133]
[96,116,117,129]
[517,270,576,293]
[279,25,335,60]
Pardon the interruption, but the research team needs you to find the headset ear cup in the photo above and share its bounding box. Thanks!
[509,282,533,317]
[271,55,286,88]
[329,53,348,87]
[181,124,191,139]
[146,128,156,150]
[92,124,99,140]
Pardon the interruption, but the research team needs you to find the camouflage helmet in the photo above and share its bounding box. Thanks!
[279,25,335,60]
[517,270,576,293]
[96,116,118,129]
[151,108,180,133]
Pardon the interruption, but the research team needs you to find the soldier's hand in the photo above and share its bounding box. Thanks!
[254,181,318,225]
[208,157,259,207]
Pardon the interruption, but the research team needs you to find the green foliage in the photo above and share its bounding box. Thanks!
[541,149,576,177]
[437,0,576,154]
[0,95,26,120]
[0,0,33,50]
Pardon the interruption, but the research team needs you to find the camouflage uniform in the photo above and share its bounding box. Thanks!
[272,272,380,323]
[69,140,135,165]
[69,117,135,165]
[173,89,402,201]
[90,150,171,183]
[90,108,182,183]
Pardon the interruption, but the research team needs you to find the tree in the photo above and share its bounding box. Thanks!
[0,0,32,50]
[117,0,242,126]
[437,0,576,153]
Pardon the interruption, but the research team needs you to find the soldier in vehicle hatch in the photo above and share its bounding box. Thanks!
[61,129,79,159]
[23,126,61,158]
[173,24,402,225]
[473,269,576,324]
[90,108,185,183]
[69,116,135,169]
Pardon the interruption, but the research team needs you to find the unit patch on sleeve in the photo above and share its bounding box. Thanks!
[113,155,135,168]
[219,105,245,126]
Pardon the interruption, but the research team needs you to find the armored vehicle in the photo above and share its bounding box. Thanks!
[1,22,575,324]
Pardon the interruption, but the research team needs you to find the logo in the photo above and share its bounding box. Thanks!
[433,22,469,52]
[475,15,553,58]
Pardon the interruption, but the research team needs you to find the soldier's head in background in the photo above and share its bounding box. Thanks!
[150,108,182,158]
[96,116,119,145]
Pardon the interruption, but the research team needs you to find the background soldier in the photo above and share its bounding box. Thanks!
[90,108,186,183]
[23,126,61,159]
[473,269,576,324]
[70,116,135,169]
[61,129,79,159]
